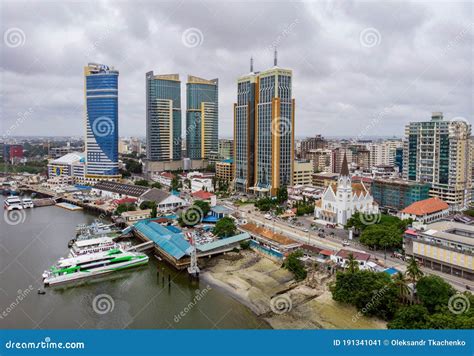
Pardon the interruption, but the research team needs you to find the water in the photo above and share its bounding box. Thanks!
[0,196,268,329]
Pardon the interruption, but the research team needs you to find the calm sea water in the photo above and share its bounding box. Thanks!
[0,196,268,329]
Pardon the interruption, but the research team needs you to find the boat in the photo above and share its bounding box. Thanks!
[4,196,24,211]
[22,198,34,209]
[68,236,119,257]
[42,248,149,286]
[75,222,120,237]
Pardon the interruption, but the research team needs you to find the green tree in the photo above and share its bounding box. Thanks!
[387,305,430,329]
[170,174,181,192]
[282,251,307,281]
[135,179,149,187]
[151,204,157,218]
[331,270,399,320]
[240,240,251,250]
[393,272,411,304]
[213,217,236,238]
[346,253,359,273]
[115,203,136,215]
[416,276,455,313]
[359,224,402,250]
[140,201,156,210]
[193,200,211,217]
[276,186,288,204]
[151,182,162,189]
[406,258,423,285]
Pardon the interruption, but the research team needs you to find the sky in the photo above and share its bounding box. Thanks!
[1,0,473,139]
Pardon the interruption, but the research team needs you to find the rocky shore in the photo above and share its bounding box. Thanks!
[201,250,386,329]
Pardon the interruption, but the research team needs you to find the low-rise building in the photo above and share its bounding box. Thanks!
[47,152,85,181]
[191,177,213,193]
[191,190,217,207]
[215,159,234,185]
[404,221,474,280]
[400,197,450,223]
[138,188,185,211]
[121,209,151,223]
[293,160,313,186]
[312,172,339,189]
[331,249,371,270]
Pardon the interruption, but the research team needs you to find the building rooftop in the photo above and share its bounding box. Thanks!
[192,190,215,200]
[140,188,171,203]
[51,152,85,165]
[336,249,371,261]
[419,221,474,246]
[196,233,250,252]
[93,181,149,197]
[401,197,449,216]
[240,223,299,246]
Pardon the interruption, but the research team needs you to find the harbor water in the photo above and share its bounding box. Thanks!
[0,197,268,329]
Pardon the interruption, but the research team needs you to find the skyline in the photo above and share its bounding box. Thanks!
[1,1,473,139]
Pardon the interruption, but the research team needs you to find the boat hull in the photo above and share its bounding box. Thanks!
[43,257,149,286]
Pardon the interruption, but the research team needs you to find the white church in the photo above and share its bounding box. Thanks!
[314,154,379,226]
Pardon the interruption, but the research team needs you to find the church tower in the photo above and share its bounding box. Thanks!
[336,153,353,225]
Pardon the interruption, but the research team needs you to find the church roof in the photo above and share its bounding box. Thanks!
[340,153,349,176]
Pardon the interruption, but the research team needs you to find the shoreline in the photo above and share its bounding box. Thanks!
[201,250,387,330]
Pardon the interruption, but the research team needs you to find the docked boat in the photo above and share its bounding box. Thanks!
[42,249,149,286]
[22,198,34,209]
[75,222,120,237]
[4,196,24,211]
[69,236,119,257]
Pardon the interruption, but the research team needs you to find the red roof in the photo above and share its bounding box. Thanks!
[113,197,137,205]
[401,197,449,216]
[336,249,370,261]
[320,249,335,256]
[192,190,215,199]
[160,172,173,179]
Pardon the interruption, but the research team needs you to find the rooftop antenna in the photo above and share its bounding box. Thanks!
[250,56,254,72]
[274,47,278,66]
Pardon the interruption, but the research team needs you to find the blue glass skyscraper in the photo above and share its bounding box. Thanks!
[84,63,120,180]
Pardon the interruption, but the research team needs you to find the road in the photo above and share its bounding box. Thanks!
[224,200,471,292]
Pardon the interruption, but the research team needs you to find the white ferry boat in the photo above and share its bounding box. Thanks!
[42,249,149,286]
[4,196,24,211]
[69,236,118,257]
[22,198,34,209]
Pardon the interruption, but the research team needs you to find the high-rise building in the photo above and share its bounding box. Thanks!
[234,52,295,196]
[218,139,234,160]
[403,112,472,210]
[369,140,403,167]
[300,135,326,159]
[146,72,181,161]
[186,75,218,160]
[84,63,120,180]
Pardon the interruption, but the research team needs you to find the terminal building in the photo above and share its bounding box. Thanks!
[404,221,474,281]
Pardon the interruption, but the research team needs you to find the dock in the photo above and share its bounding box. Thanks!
[56,202,83,211]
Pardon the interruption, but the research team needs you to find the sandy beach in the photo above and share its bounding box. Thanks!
[201,250,387,329]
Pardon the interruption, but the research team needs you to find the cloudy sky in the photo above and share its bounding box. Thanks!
[1,0,472,139]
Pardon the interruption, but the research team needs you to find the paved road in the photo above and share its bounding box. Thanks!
[224,200,472,292]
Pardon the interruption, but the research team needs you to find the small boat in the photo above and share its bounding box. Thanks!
[4,196,24,211]
[42,249,149,286]
[22,198,34,209]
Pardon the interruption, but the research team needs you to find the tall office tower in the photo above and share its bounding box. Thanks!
[84,63,120,180]
[403,112,472,210]
[234,51,295,196]
[186,75,218,160]
[146,72,182,161]
[369,140,403,167]
[234,58,257,192]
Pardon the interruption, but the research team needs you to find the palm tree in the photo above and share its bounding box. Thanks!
[393,271,410,304]
[346,253,359,273]
[406,258,423,285]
